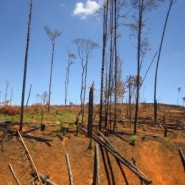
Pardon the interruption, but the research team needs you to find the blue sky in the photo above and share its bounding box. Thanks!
[0,0,185,106]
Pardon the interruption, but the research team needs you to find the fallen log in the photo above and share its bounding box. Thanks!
[66,153,73,185]
[179,147,185,170]
[0,121,13,142]
[164,123,183,127]
[44,123,61,127]
[8,129,52,144]
[17,130,43,185]
[115,157,129,185]
[112,132,129,143]
[164,126,183,130]
[81,128,152,184]
[31,171,57,185]
[161,123,181,131]
[0,121,13,130]
[22,126,41,134]
[95,135,152,184]
[21,133,52,144]
[132,156,145,185]
[0,122,13,151]
[8,163,21,185]
[95,143,100,185]
[56,133,64,141]
[107,129,133,136]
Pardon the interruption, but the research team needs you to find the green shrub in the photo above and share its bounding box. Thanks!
[129,135,137,145]
[74,132,81,137]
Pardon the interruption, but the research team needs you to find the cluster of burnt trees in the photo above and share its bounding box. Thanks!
[18,0,175,134]
[98,0,175,134]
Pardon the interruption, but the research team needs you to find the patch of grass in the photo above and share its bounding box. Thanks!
[0,105,84,124]
[31,139,36,143]
[74,132,81,137]
[55,110,78,123]
[0,114,12,122]
[165,136,171,146]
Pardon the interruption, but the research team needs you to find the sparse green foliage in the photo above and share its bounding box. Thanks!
[165,136,171,146]
[129,135,137,145]
[74,131,81,137]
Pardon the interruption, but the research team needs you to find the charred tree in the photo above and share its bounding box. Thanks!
[99,0,109,131]
[20,0,33,131]
[154,0,174,125]
[128,0,164,134]
[88,82,94,138]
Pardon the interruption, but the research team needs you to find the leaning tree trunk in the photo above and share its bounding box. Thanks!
[154,0,174,125]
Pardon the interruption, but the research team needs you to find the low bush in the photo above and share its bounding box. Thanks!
[0,106,20,115]
[129,135,137,145]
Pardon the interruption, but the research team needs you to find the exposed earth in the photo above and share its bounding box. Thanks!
[1,104,185,185]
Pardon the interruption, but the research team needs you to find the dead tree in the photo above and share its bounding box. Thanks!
[65,52,75,107]
[20,0,33,131]
[100,0,126,132]
[99,0,109,131]
[73,38,98,125]
[154,0,174,125]
[127,0,165,134]
[44,26,61,113]
[88,82,94,137]
[88,83,94,149]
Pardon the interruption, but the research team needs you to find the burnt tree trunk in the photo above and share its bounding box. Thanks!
[154,0,174,124]
[88,83,94,137]
[88,83,94,150]
[20,0,33,131]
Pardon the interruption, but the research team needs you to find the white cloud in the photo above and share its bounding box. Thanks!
[73,0,101,19]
